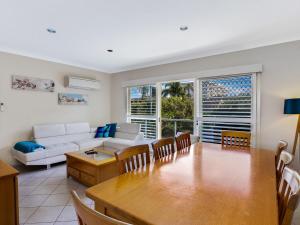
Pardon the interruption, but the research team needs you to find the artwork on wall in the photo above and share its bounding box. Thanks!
[58,93,88,105]
[12,75,55,92]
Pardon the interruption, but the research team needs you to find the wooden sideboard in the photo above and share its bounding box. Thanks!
[0,160,19,225]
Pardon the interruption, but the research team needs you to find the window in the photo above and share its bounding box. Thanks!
[198,74,257,145]
[127,85,157,139]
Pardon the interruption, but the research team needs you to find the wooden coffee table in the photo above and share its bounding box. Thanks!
[65,147,119,186]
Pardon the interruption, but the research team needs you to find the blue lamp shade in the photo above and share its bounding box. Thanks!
[284,98,300,114]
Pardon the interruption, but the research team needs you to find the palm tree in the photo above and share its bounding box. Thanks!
[183,83,193,97]
[162,82,185,97]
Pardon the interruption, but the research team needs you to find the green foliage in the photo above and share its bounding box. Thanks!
[161,96,193,119]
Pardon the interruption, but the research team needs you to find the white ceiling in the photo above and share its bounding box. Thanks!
[1,0,300,73]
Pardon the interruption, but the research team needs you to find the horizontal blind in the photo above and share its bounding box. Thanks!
[127,84,157,139]
[199,75,254,144]
[129,85,156,116]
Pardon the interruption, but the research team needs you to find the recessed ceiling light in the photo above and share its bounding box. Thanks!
[107,49,113,53]
[179,26,188,31]
[47,28,56,34]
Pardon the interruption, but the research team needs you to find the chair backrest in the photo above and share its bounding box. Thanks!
[175,132,191,151]
[71,190,131,225]
[278,167,300,225]
[152,137,175,160]
[221,130,251,147]
[277,151,294,188]
[276,140,289,168]
[114,144,150,174]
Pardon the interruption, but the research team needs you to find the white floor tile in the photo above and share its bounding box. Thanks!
[56,206,78,222]
[54,221,79,225]
[19,185,38,196]
[42,177,66,185]
[66,198,73,206]
[42,194,71,206]
[33,170,55,177]
[49,169,67,177]
[292,206,300,225]
[19,207,37,223]
[52,184,76,194]
[20,195,49,207]
[31,185,59,195]
[26,206,64,223]
[20,177,47,186]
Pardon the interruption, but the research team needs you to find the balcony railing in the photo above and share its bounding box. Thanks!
[161,118,194,138]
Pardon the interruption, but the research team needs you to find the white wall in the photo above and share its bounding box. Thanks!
[0,52,111,164]
[111,40,300,169]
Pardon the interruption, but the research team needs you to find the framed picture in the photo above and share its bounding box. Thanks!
[58,93,88,105]
[12,75,55,92]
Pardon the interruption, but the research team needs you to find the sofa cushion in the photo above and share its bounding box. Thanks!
[65,122,91,135]
[46,142,79,158]
[117,123,140,134]
[33,124,66,139]
[74,138,108,150]
[104,138,135,150]
[35,133,92,146]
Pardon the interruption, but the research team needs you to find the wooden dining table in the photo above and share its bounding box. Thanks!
[86,142,278,225]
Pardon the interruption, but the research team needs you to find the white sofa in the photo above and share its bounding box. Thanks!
[12,122,144,168]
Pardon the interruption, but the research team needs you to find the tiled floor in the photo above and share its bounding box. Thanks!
[16,162,300,225]
[17,163,94,225]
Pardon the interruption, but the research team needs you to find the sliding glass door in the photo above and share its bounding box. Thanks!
[160,81,194,137]
[126,73,258,144]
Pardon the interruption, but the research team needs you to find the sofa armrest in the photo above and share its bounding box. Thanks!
[134,132,145,143]
[90,127,97,133]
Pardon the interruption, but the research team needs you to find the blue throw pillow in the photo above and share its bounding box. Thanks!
[14,141,45,153]
[106,123,117,137]
[95,126,105,138]
[95,125,110,138]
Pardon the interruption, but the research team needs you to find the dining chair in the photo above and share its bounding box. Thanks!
[114,144,150,174]
[152,137,175,160]
[71,190,131,225]
[277,167,300,225]
[276,140,289,168]
[276,150,294,188]
[175,132,191,151]
[221,130,251,147]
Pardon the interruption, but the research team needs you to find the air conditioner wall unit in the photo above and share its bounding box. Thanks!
[65,76,101,90]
